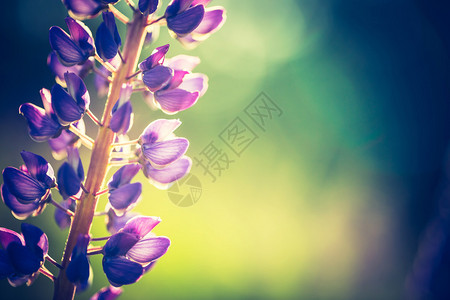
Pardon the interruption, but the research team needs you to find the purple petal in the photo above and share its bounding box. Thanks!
[21,223,48,255]
[65,72,90,110]
[140,119,182,144]
[2,168,47,202]
[139,44,170,71]
[165,0,194,16]
[96,22,119,60]
[104,232,139,257]
[2,184,40,220]
[7,242,42,275]
[0,227,23,250]
[91,286,123,300]
[48,126,82,160]
[108,164,141,191]
[122,216,161,238]
[179,73,208,96]
[107,210,140,234]
[67,147,84,180]
[19,103,62,142]
[20,151,55,189]
[194,7,226,35]
[57,162,81,199]
[144,156,192,186]
[47,51,93,83]
[127,236,170,263]
[154,88,199,114]
[102,256,143,287]
[54,199,75,229]
[139,0,159,14]
[163,70,188,90]
[7,273,30,287]
[109,182,142,210]
[167,5,205,35]
[65,17,95,55]
[51,84,84,125]
[40,88,54,116]
[165,55,200,71]
[62,0,105,19]
[142,65,173,92]
[142,138,189,166]
[66,234,90,288]
[103,11,121,47]
[49,26,87,67]
[110,101,133,134]
[191,0,211,5]
[0,249,14,279]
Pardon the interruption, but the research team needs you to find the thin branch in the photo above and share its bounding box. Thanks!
[86,109,103,127]
[80,182,89,194]
[39,267,55,282]
[118,49,125,64]
[109,4,130,24]
[46,255,63,269]
[91,236,111,242]
[132,87,148,92]
[50,199,74,217]
[87,247,104,256]
[70,196,79,201]
[147,16,165,26]
[110,151,137,159]
[125,0,138,12]
[94,211,108,217]
[126,70,142,80]
[95,54,117,73]
[69,124,95,148]
[93,66,112,81]
[109,159,140,167]
[112,139,139,148]
[95,189,109,196]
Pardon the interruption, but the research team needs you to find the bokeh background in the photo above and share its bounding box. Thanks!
[1,0,450,299]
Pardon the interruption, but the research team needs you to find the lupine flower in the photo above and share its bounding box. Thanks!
[49,17,95,67]
[2,152,56,219]
[51,72,90,126]
[19,88,63,142]
[96,11,122,61]
[54,198,76,229]
[106,207,139,234]
[62,0,119,19]
[47,51,93,86]
[165,0,205,35]
[176,1,226,48]
[139,0,159,15]
[142,156,192,189]
[0,223,48,287]
[48,120,85,160]
[91,285,122,300]
[102,216,170,287]
[66,234,92,291]
[110,84,134,135]
[138,119,189,167]
[107,165,142,216]
[57,148,84,199]
[139,44,173,92]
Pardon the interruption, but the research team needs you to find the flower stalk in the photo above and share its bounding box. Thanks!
[53,11,148,300]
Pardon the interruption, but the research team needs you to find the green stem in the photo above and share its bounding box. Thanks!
[53,11,148,300]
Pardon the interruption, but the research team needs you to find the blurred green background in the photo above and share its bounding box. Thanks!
[1,0,450,299]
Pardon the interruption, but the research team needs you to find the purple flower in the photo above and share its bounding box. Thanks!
[0,223,48,287]
[51,72,90,126]
[57,148,84,199]
[106,208,140,234]
[138,119,189,167]
[139,0,159,15]
[49,17,95,67]
[177,4,226,48]
[139,44,173,93]
[96,11,122,61]
[2,151,56,218]
[165,0,205,35]
[143,156,192,189]
[102,216,170,287]
[107,164,142,216]
[110,84,134,135]
[47,51,93,85]
[48,120,85,160]
[91,285,122,300]
[62,0,119,19]
[19,88,63,142]
[66,234,92,291]
[54,198,76,229]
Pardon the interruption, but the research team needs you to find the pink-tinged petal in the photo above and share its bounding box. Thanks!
[142,66,173,92]
[142,138,189,166]
[65,17,94,52]
[107,210,140,235]
[62,0,105,19]
[104,232,139,257]
[122,216,161,238]
[127,236,170,263]
[178,73,208,96]
[19,103,62,142]
[140,119,182,144]
[91,285,123,300]
[21,223,49,255]
[20,151,55,189]
[144,156,192,188]
[2,184,40,220]
[40,88,53,116]
[194,7,226,35]
[49,26,86,67]
[2,168,47,202]
[167,5,205,35]
[191,0,211,6]
[0,227,23,249]
[102,256,143,287]
[110,101,133,135]
[164,70,189,90]
[154,88,199,114]
[164,54,200,71]
[65,72,90,110]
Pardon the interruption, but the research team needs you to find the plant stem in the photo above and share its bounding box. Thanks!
[53,11,148,300]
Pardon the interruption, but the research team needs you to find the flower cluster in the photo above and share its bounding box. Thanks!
[1,0,225,299]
